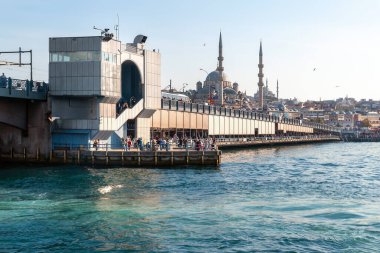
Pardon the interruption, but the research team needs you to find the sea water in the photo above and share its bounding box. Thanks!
[1,142,379,252]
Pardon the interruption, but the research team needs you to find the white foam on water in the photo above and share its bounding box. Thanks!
[98,184,123,194]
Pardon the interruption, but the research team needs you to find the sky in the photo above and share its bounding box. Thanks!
[1,0,380,101]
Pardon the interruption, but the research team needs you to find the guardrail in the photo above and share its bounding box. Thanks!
[0,77,48,100]
[161,98,341,133]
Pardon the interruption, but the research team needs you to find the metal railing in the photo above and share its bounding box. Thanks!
[0,77,48,100]
[161,98,341,133]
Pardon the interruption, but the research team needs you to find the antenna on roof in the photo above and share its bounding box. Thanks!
[93,26,114,42]
[114,14,120,40]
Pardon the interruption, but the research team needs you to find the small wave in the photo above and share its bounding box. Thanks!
[98,184,123,194]
[305,212,364,220]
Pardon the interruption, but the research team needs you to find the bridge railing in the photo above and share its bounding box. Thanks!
[160,98,341,133]
[215,134,340,143]
[0,77,48,99]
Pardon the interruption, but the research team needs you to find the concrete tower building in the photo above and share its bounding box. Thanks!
[258,42,264,109]
[49,34,161,146]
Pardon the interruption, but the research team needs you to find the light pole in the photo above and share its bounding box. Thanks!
[200,68,210,104]
[182,83,189,92]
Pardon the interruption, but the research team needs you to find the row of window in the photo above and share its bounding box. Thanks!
[50,51,118,63]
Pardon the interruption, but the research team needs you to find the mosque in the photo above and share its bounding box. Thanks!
[192,33,277,110]
[192,32,246,107]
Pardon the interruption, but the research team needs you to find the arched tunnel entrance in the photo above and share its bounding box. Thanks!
[121,60,142,107]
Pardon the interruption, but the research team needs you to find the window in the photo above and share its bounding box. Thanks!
[50,51,101,62]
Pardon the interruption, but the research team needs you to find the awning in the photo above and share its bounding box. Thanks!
[92,131,114,140]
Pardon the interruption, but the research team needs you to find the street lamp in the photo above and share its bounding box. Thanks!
[199,68,210,104]
[182,83,189,92]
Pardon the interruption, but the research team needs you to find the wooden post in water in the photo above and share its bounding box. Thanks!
[24,147,26,160]
[49,150,53,162]
[201,151,204,165]
[36,148,40,161]
[154,152,157,166]
[171,151,174,165]
[63,150,67,164]
[91,151,94,165]
[186,151,189,165]
[77,150,80,165]
[121,151,124,166]
[106,151,109,166]
[138,151,141,166]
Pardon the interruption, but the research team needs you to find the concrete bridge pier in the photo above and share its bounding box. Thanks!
[0,98,51,160]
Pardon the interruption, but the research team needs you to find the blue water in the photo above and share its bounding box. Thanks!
[1,143,380,252]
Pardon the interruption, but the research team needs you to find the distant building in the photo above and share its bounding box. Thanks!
[254,78,277,107]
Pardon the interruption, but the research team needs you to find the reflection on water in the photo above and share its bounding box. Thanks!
[1,142,380,252]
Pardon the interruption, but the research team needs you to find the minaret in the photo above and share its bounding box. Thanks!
[217,31,224,105]
[276,79,279,100]
[217,31,224,73]
[257,41,264,109]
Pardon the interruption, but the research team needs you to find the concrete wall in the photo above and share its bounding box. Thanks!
[278,123,314,134]
[0,100,51,157]
[100,39,121,98]
[152,110,208,130]
[144,51,161,109]
[0,99,27,130]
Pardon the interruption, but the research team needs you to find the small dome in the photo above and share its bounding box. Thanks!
[224,87,237,95]
[206,70,229,82]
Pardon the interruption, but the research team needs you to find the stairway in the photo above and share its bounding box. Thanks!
[99,99,144,131]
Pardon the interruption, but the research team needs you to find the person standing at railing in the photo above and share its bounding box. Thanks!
[127,138,132,151]
[211,137,217,150]
[93,139,98,151]
[0,73,6,88]
[165,138,170,151]
[184,138,188,151]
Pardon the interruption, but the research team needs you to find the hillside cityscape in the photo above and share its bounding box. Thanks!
[161,33,379,132]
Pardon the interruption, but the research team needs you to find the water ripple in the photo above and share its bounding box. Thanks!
[1,143,380,252]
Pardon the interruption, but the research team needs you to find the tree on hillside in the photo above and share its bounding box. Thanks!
[362,118,371,127]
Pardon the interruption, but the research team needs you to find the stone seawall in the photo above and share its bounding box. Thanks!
[0,150,222,167]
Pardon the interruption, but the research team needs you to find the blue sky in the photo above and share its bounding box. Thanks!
[1,0,379,101]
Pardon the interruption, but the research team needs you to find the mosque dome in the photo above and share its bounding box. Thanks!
[206,70,229,82]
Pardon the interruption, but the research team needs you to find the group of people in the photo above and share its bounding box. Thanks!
[116,97,137,116]
[90,135,217,152]
[118,135,217,152]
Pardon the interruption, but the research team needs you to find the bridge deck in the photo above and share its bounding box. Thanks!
[0,87,47,100]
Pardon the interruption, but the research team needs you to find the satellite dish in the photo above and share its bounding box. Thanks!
[133,35,147,44]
